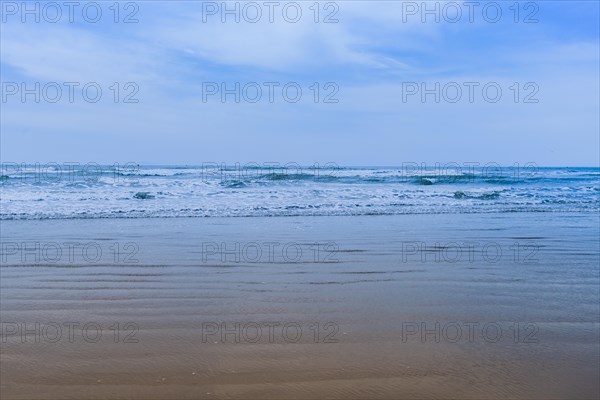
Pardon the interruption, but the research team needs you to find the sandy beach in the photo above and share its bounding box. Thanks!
[2,0,599,397]
[1,213,598,399]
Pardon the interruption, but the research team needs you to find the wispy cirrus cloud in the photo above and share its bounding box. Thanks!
[1,1,598,165]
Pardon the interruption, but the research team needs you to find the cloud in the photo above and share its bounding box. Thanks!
[0,1,598,165]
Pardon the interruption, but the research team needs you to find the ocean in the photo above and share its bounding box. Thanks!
[1,165,598,219]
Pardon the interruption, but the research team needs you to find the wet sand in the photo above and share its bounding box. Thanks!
[1,213,599,399]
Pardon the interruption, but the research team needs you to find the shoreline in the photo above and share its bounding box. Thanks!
[1,212,599,399]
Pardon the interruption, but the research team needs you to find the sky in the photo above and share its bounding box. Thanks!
[1,0,599,166]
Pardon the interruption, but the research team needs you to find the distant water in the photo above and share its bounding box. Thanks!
[1,165,598,219]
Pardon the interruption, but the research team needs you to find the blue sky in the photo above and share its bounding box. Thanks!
[1,1,599,166]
